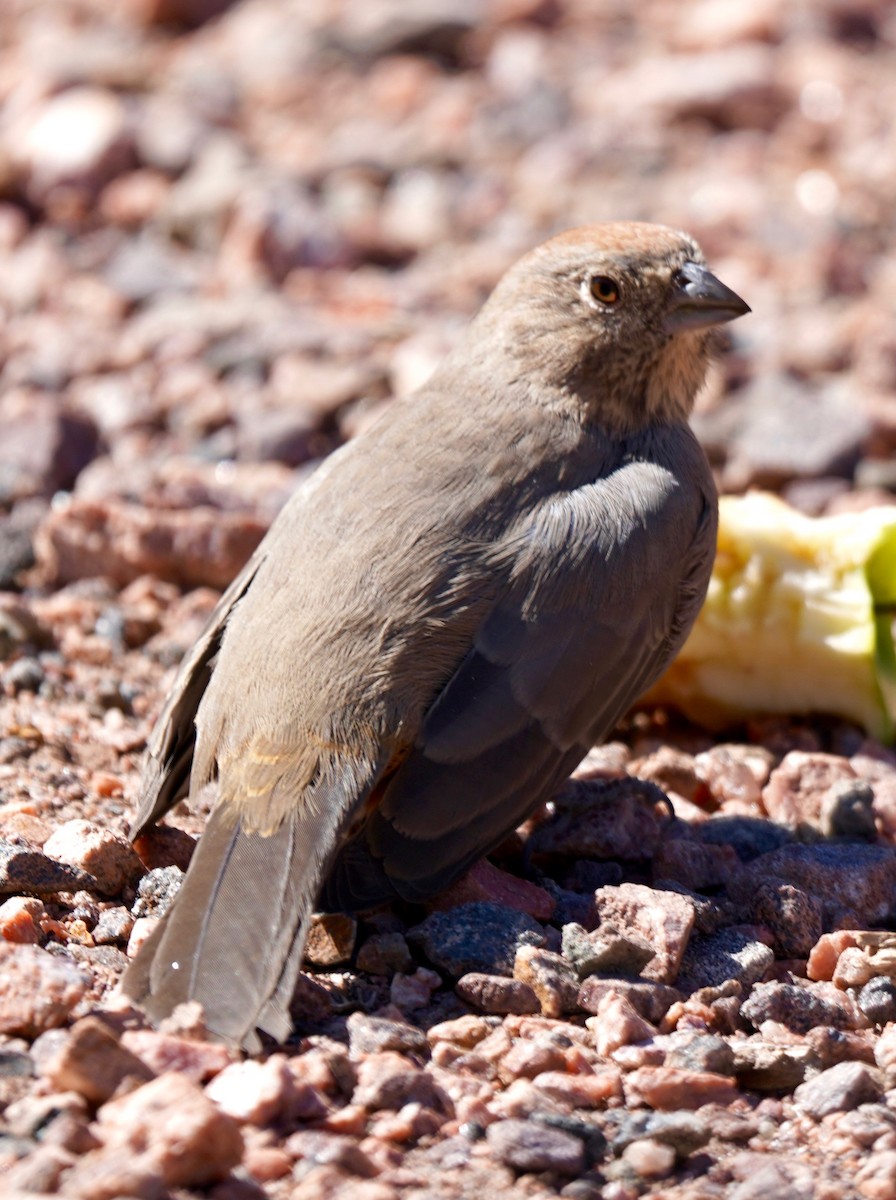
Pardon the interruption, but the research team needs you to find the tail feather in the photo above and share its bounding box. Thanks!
[123,774,366,1050]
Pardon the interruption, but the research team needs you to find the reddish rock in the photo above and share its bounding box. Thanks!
[430,857,555,921]
[0,943,90,1037]
[761,751,858,829]
[9,88,135,213]
[0,896,46,944]
[35,496,268,590]
[78,1071,242,1190]
[591,989,658,1058]
[624,1066,740,1110]
[455,972,540,1015]
[0,393,101,502]
[43,820,143,896]
[206,1055,326,1125]
[34,1015,154,1104]
[120,1028,234,1083]
[592,883,696,983]
[631,746,706,805]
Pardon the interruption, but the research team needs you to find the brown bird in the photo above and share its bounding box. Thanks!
[122,222,749,1050]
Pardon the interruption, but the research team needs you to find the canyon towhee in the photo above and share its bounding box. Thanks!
[123,222,749,1049]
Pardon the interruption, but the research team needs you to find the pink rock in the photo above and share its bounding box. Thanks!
[762,751,857,829]
[93,1071,243,1186]
[807,931,862,982]
[205,1055,323,1125]
[34,1016,154,1104]
[426,1014,494,1049]
[43,819,143,896]
[695,745,765,810]
[389,967,440,1012]
[496,1038,568,1085]
[0,896,46,944]
[10,88,135,213]
[0,943,90,1037]
[455,972,540,1015]
[120,1028,235,1083]
[593,883,696,983]
[35,496,268,590]
[531,1067,623,1108]
[352,1052,451,1115]
[429,857,555,921]
[630,745,705,805]
[590,990,658,1058]
[623,1066,739,1110]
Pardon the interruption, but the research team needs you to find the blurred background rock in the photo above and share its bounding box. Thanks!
[1,0,894,587]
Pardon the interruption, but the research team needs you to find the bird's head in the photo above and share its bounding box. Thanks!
[473,221,750,435]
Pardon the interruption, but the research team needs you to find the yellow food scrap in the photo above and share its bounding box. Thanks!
[647,493,896,741]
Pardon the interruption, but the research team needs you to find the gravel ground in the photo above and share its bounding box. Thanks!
[2,2,896,1197]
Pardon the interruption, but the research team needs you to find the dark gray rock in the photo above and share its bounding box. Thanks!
[0,840,95,897]
[676,928,774,994]
[408,903,545,978]
[858,977,896,1025]
[486,1117,586,1176]
[131,866,184,918]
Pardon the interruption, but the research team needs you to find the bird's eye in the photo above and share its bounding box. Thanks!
[589,275,620,305]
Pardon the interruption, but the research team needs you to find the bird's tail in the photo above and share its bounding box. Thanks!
[121,773,369,1051]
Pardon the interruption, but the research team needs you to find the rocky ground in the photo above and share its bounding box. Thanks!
[2,1,896,1197]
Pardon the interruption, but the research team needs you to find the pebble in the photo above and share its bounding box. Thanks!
[592,883,696,984]
[794,1061,884,1119]
[206,1055,327,1125]
[621,1137,675,1179]
[408,902,545,977]
[0,838,94,897]
[858,978,896,1025]
[131,865,184,917]
[43,820,143,897]
[589,990,657,1058]
[346,1011,429,1058]
[356,932,414,976]
[741,979,867,1034]
[32,1015,154,1104]
[455,972,540,1015]
[608,1109,711,1155]
[305,913,357,966]
[530,776,672,860]
[675,928,774,994]
[623,1066,740,1111]
[0,943,91,1037]
[83,1071,243,1189]
[578,977,681,1025]
[486,1116,586,1175]
[0,896,46,944]
[561,921,654,979]
[761,751,859,830]
[119,1028,234,1083]
[513,945,580,1018]
[351,1052,449,1115]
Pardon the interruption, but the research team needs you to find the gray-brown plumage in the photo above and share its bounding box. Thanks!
[122,222,749,1050]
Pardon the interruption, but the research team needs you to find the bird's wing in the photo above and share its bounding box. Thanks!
[325,459,716,907]
[130,545,267,839]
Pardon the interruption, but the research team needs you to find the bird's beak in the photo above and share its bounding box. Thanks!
[663,262,751,334]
